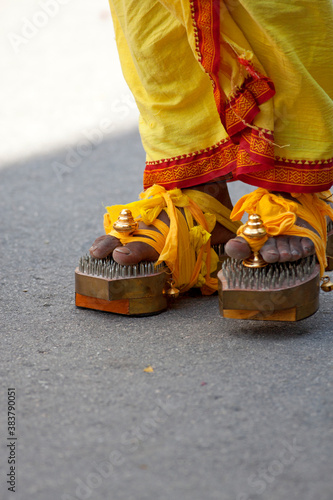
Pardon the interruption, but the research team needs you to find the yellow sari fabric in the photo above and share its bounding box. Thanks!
[109,0,333,193]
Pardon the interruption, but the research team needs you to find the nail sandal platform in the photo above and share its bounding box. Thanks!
[218,194,333,322]
[218,256,321,321]
[75,256,168,316]
[75,243,233,316]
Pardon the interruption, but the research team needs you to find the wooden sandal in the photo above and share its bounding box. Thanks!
[218,189,333,322]
[75,185,241,316]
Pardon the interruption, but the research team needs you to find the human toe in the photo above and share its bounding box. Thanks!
[89,235,121,259]
[112,241,159,265]
[300,237,315,257]
[288,236,303,261]
[260,238,279,263]
[225,236,252,260]
[275,236,294,262]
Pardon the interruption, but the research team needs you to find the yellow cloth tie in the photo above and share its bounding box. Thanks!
[103,184,241,294]
[230,188,333,276]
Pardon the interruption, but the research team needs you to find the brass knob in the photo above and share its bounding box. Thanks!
[242,213,268,268]
[163,280,180,299]
[242,213,267,239]
[113,209,138,236]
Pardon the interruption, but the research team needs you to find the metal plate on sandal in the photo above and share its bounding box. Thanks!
[218,256,321,322]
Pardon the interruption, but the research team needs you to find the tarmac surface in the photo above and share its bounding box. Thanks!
[1,1,333,500]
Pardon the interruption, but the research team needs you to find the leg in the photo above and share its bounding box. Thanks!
[92,0,333,274]
[91,0,239,266]
[223,0,333,264]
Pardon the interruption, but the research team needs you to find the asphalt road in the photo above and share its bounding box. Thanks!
[1,130,332,500]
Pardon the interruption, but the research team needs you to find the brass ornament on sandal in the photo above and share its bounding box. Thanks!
[242,214,268,268]
[320,275,333,292]
[113,209,138,236]
[163,279,180,298]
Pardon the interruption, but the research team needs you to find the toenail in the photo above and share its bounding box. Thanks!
[114,247,131,255]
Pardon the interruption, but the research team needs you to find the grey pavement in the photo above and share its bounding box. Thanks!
[1,130,333,500]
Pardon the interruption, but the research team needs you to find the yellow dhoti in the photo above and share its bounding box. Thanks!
[108,0,333,193]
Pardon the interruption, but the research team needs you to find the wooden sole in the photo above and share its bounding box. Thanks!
[75,268,167,316]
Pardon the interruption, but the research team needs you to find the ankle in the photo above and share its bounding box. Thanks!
[190,179,233,210]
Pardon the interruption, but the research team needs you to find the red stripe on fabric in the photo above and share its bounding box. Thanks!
[191,2,275,135]
[238,129,275,168]
[191,0,224,115]
[236,159,333,193]
[143,129,275,190]
[224,76,276,136]
[237,175,333,194]
[144,129,333,193]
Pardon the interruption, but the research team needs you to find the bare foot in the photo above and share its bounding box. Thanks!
[225,192,317,263]
[89,180,235,265]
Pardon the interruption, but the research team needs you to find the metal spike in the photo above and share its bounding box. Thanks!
[255,272,259,289]
[299,265,305,282]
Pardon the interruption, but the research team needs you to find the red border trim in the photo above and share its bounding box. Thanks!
[191,0,224,115]
[190,1,275,134]
[225,77,275,136]
[144,129,333,193]
[237,159,333,193]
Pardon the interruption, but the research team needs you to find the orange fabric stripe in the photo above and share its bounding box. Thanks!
[76,293,130,315]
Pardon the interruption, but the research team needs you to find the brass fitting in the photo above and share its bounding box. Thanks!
[113,209,138,236]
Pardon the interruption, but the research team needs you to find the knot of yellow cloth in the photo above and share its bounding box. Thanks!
[230,188,333,275]
[103,184,238,293]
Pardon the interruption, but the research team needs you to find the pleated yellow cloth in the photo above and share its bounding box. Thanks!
[109,0,333,193]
